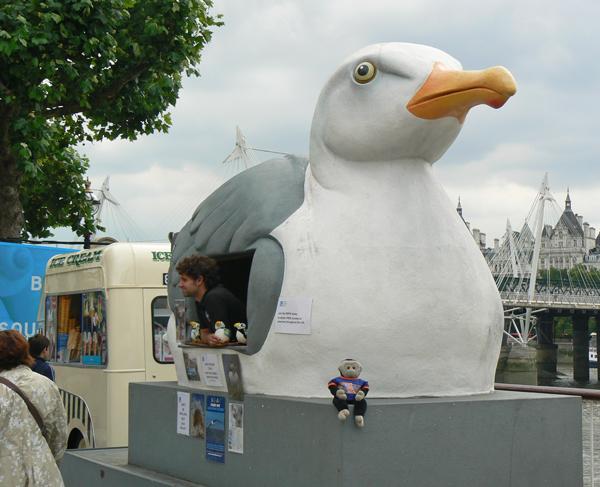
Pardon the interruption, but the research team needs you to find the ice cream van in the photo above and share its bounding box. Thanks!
[39,242,176,448]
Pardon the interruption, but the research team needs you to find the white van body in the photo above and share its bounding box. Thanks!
[40,242,175,448]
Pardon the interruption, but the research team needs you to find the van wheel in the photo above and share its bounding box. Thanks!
[67,429,86,449]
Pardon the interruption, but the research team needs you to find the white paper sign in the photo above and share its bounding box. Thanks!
[274,297,312,335]
[177,392,190,436]
[228,403,244,454]
[201,354,224,387]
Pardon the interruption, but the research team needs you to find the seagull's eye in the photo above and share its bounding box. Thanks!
[354,62,376,84]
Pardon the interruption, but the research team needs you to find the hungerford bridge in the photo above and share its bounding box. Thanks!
[485,174,600,382]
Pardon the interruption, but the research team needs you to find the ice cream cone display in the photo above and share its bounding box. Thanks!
[58,295,71,335]
[67,326,82,360]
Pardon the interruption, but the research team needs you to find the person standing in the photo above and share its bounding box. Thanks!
[28,333,56,381]
[0,330,68,487]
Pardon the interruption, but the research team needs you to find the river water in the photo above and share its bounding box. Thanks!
[538,365,600,487]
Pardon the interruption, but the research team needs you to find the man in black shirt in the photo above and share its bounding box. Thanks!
[176,255,247,347]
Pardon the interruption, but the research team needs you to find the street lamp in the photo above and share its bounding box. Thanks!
[84,178,101,249]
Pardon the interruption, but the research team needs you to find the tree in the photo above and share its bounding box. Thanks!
[0,0,222,239]
[555,317,573,338]
[20,148,100,239]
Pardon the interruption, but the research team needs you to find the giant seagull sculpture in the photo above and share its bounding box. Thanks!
[167,42,516,398]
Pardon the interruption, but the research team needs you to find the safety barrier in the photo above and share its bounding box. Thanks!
[59,388,96,449]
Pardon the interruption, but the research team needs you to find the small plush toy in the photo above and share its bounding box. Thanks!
[328,359,369,427]
[234,322,247,344]
[214,321,231,345]
[190,321,202,343]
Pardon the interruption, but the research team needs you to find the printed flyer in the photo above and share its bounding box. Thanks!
[223,354,244,402]
[201,354,224,387]
[183,352,201,381]
[190,393,205,438]
[274,297,312,335]
[228,403,244,454]
[206,395,226,463]
[177,392,190,436]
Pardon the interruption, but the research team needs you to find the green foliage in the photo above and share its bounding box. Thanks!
[538,265,600,287]
[555,317,573,338]
[569,264,600,286]
[554,316,597,339]
[537,267,569,281]
[19,142,103,238]
[0,0,222,238]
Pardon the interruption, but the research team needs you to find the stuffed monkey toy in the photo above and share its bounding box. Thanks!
[328,359,369,427]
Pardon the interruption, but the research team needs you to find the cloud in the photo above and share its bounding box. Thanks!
[55,0,599,249]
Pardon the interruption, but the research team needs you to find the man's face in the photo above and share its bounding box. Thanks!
[178,273,203,298]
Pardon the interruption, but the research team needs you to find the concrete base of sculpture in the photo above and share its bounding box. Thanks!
[60,382,582,487]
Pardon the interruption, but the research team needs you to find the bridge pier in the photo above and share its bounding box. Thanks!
[536,313,557,379]
[572,313,590,382]
[502,344,538,385]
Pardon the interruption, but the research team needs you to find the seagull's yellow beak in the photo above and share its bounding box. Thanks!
[406,62,517,124]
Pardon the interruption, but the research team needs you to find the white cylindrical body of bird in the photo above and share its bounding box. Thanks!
[239,160,503,398]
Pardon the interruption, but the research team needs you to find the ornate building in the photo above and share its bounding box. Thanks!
[458,192,600,273]
[538,191,598,270]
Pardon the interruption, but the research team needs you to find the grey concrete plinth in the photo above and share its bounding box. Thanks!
[502,344,538,385]
[60,448,206,487]
[61,382,583,487]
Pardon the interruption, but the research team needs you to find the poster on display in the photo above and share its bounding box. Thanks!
[0,242,76,338]
[222,354,244,402]
[206,395,226,463]
[177,392,190,436]
[228,403,244,454]
[190,393,206,438]
[183,352,201,381]
[82,292,106,365]
[201,354,224,387]
[274,297,313,335]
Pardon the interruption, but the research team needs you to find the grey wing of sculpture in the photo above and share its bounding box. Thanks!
[167,154,309,354]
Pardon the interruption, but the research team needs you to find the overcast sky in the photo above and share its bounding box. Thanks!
[55,0,600,246]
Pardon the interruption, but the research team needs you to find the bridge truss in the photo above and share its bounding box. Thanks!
[485,174,600,345]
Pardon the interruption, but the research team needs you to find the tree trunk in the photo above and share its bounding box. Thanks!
[0,141,24,240]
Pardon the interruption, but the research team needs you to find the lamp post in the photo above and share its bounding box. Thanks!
[84,178,101,249]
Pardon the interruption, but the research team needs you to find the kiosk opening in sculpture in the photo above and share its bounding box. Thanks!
[166,42,517,399]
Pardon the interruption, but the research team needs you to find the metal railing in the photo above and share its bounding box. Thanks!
[495,383,600,487]
[59,388,96,449]
[500,291,600,310]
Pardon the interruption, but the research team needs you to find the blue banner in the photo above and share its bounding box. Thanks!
[0,242,76,338]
